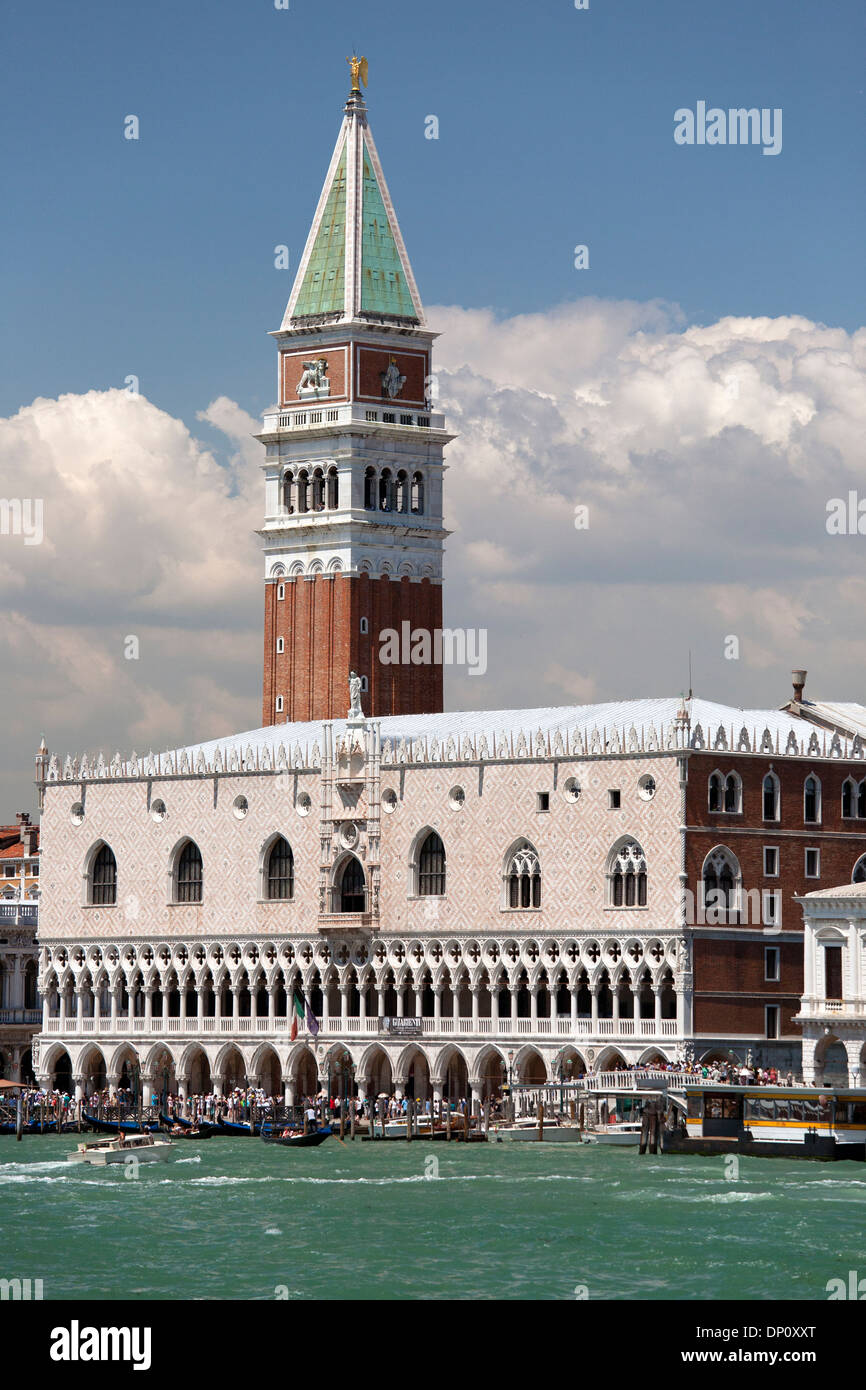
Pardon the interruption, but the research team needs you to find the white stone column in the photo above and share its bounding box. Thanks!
[110,987,119,1031]
[197,984,205,1025]
[590,987,599,1030]
[471,988,480,1029]
[268,985,276,1024]
[570,986,577,1026]
[144,988,153,1024]
[530,986,538,1029]
[470,1082,482,1116]
[491,985,500,1026]
[340,984,349,1028]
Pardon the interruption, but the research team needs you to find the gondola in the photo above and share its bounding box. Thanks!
[261,1125,332,1148]
[83,1112,159,1135]
[208,1118,261,1136]
[0,1118,79,1135]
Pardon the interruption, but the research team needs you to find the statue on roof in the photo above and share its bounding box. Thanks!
[347,54,368,93]
[348,670,364,720]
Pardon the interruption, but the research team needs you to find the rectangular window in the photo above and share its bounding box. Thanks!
[765,1004,780,1040]
[805,847,820,878]
[382,412,395,423]
[365,410,378,422]
[825,945,843,1000]
[764,946,780,982]
[400,414,413,425]
[277,584,285,601]
[275,696,283,714]
[763,846,779,877]
[608,789,621,809]
[327,409,339,422]
[276,637,284,653]
[536,792,550,813]
[762,890,781,928]
[360,617,368,634]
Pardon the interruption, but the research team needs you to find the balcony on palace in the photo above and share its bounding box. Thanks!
[40,1015,682,1041]
[0,1009,42,1026]
[795,998,866,1020]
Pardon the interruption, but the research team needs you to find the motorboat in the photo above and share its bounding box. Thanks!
[66,1131,173,1166]
[581,1121,643,1146]
[492,1116,584,1143]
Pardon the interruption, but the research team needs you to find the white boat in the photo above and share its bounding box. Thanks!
[66,1132,174,1166]
[582,1121,643,1147]
[492,1117,584,1143]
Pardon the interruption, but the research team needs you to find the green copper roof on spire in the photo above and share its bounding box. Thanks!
[292,136,347,319]
[359,136,419,322]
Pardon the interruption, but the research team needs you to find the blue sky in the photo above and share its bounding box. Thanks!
[2,0,863,436]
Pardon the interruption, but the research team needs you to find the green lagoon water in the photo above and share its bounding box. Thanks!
[1,1135,864,1301]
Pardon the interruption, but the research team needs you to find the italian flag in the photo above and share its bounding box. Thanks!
[290,988,305,1042]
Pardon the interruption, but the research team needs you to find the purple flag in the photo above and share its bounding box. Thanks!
[305,1003,320,1037]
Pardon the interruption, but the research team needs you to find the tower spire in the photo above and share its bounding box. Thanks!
[282,60,425,329]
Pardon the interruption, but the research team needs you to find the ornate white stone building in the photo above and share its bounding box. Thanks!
[795,882,866,1086]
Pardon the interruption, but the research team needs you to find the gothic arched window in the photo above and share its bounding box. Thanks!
[703,848,740,924]
[265,837,294,901]
[708,773,723,812]
[842,777,855,818]
[364,467,376,510]
[804,775,821,824]
[395,470,409,513]
[506,841,541,908]
[608,840,648,907]
[175,841,203,904]
[853,855,866,884]
[90,844,117,906]
[762,772,780,821]
[282,472,294,514]
[339,856,366,913]
[417,832,446,896]
[724,772,741,814]
[858,780,866,819]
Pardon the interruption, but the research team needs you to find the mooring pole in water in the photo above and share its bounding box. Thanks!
[484,1100,490,1138]
[446,1100,451,1142]
[16,1092,23,1142]
[463,1105,470,1143]
[406,1098,413,1142]
[537,1101,544,1142]
[339,1099,345,1140]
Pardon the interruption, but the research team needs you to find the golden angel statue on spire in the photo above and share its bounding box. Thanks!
[346,54,368,92]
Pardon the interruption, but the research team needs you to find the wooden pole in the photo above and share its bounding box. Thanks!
[406,1097,412,1142]
[339,1099,345,1140]
[446,1098,451,1142]
[538,1101,544,1142]
[463,1106,469,1143]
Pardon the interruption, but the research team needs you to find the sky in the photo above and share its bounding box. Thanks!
[1,0,865,811]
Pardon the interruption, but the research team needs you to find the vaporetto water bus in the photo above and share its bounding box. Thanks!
[662,1083,866,1160]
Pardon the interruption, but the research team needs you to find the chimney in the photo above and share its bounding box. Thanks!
[792,669,807,703]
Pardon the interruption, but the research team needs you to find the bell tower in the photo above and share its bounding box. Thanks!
[258,59,452,725]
